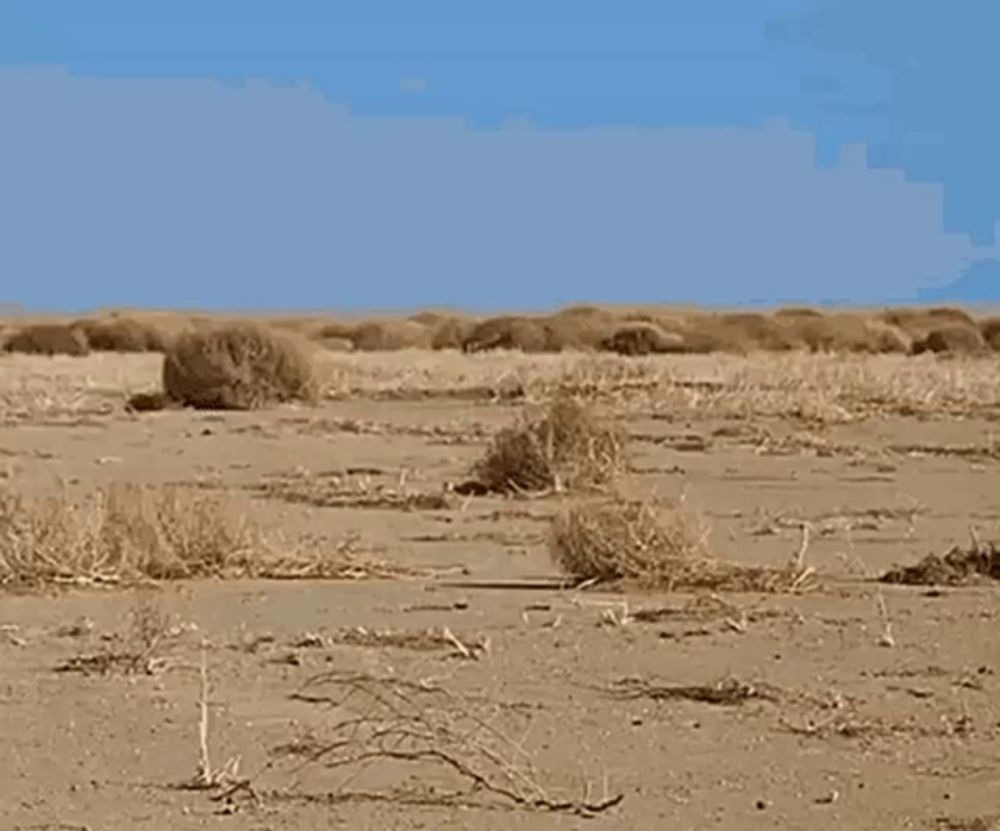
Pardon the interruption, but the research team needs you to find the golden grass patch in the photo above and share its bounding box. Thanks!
[0,483,406,590]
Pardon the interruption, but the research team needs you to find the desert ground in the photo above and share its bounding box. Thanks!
[1,314,999,830]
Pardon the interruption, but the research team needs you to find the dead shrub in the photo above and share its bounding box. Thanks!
[880,542,1000,586]
[470,397,625,494]
[912,324,986,355]
[773,306,825,319]
[549,496,812,591]
[163,323,317,410]
[430,315,476,350]
[317,336,355,353]
[4,323,90,356]
[861,319,913,353]
[0,484,257,587]
[545,309,619,351]
[314,320,358,341]
[407,310,455,327]
[75,317,172,352]
[350,320,433,351]
[979,317,1000,350]
[788,314,911,354]
[880,307,976,340]
[125,391,175,413]
[0,483,400,589]
[601,322,684,355]
[676,312,804,353]
[462,315,555,353]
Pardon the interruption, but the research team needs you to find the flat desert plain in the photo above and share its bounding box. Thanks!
[1,347,999,830]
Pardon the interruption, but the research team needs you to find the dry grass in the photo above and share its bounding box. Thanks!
[163,322,318,410]
[4,346,1000,426]
[276,668,623,815]
[470,396,625,494]
[549,496,813,591]
[0,483,407,590]
[880,541,1000,586]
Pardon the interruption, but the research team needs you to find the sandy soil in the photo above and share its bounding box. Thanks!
[1,350,999,830]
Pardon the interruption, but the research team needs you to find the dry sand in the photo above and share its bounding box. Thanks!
[1,347,999,830]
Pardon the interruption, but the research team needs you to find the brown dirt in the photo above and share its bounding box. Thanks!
[1,342,999,829]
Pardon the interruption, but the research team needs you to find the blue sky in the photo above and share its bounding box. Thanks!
[1,1,998,311]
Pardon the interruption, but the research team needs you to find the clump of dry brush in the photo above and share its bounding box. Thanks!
[469,396,625,494]
[0,483,402,590]
[549,495,814,592]
[162,322,318,410]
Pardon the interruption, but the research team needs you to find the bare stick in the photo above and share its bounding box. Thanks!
[196,639,212,786]
[875,589,895,648]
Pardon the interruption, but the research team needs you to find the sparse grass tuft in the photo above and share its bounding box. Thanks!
[0,483,404,590]
[470,396,625,494]
[163,322,318,410]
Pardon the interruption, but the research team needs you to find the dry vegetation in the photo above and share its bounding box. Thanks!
[3,323,91,356]
[467,396,625,494]
[162,322,318,410]
[3,304,999,361]
[549,496,813,591]
[2,303,1000,828]
[0,483,405,589]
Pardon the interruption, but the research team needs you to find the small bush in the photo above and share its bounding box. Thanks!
[773,306,825,319]
[462,316,555,353]
[75,317,172,352]
[912,324,986,355]
[163,322,317,410]
[601,322,684,355]
[549,496,810,591]
[125,391,174,412]
[788,314,911,354]
[979,317,1000,350]
[470,397,625,494]
[430,316,476,350]
[4,323,90,356]
[550,497,710,586]
[880,307,976,340]
[350,320,433,351]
